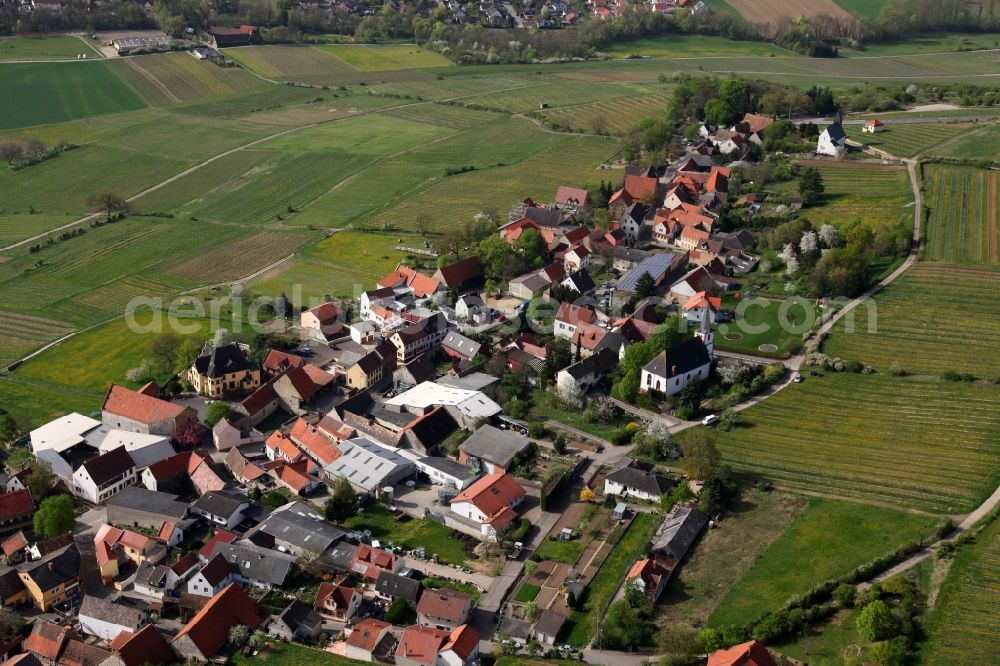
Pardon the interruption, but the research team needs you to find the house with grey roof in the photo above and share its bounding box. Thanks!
[374,570,422,606]
[251,500,345,558]
[78,595,146,641]
[604,460,676,502]
[268,600,323,641]
[458,425,531,474]
[105,486,190,532]
[556,347,619,397]
[415,456,479,490]
[209,541,295,590]
[190,490,249,529]
[649,504,709,565]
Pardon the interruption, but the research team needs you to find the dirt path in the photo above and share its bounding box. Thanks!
[989,171,998,263]
[71,33,105,58]
[124,58,180,103]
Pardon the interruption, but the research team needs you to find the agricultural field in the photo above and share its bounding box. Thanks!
[0,35,100,61]
[249,231,422,305]
[928,121,1000,161]
[771,160,914,232]
[536,93,671,135]
[458,81,661,114]
[0,62,146,130]
[708,498,939,628]
[843,32,1000,56]
[921,518,1000,665]
[822,262,1000,377]
[923,165,997,265]
[166,231,316,283]
[702,373,1000,514]
[0,376,105,429]
[323,44,452,71]
[721,0,851,24]
[600,34,792,58]
[110,53,266,105]
[0,311,75,367]
[0,212,78,246]
[226,45,357,82]
[843,122,970,158]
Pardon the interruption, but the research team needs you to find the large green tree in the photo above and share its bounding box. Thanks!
[680,429,720,480]
[34,494,75,537]
[324,477,357,521]
[856,600,897,641]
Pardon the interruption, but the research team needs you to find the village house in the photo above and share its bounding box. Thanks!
[101,383,198,437]
[533,609,567,645]
[72,446,136,504]
[211,418,265,451]
[817,111,847,157]
[268,599,323,641]
[375,570,423,607]
[94,524,166,585]
[449,472,526,541]
[604,460,676,501]
[708,640,778,666]
[105,486,189,533]
[441,331,482,362]
[17,544,81,611]
[640,335,713,396]
[102,624,174,666]
[389,312,449,362]
[78,595,146,641]
[554,185,588,213]
[395,624,479,666]
[553,302,597,340]
[272,363,336,414]
[416,588,471,631]
[454,294,489,325]
[185,343,262,399]
[0,491,33,538]
[189,491,249,530]
[863,118,885,133]
[300,301,344,343]
[379,264,444,301]
[187,554,235,598]
[208,541,296,590]
[346,618,395,663]
[625,559,671,602]
[458,425,531,473]
[250,500,345,559]
[141,450,224,497]
[432,256,483,295]
[170,584,265,663]
[682,291,722,324]
[618,202,647,245]
[315,580,362,623]
[556,347,619,397]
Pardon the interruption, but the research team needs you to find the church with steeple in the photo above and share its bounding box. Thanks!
[639,306,714,396]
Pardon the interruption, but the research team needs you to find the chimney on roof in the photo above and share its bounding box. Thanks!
[671,365,677,375]
[47,562,54,571]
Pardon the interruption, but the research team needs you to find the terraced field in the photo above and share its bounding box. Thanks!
[167,231,315,283]
[111,53,266,104]
[843,122,970,158]
[0,311,75,366]
[923,165,997,264]
[537,93,671,135]
[822,262,1000,377]
[772,160,914,231]
[705,373,1000,514]
[922,519,1000,665]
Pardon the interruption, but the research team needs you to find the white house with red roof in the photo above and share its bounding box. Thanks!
[300,301,344,343]
[553,302,598,340]
[449,472,525,541]
[346,618,395,662]
[682,291,721,325]
[395,624,479,666]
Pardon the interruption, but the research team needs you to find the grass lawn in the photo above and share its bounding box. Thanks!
[708,498,940,628]
[515,583,541,603]
[563,512,659,646]
[533,538,587,565]
[656,489,805,628]
[773,609,862,666]
[422,576,482,603]
[0,35,100,61]
[920,517,1000,664]
[0,62,146,130]
[705,372,1000,514]
[714,295,814,358]
[833,0,889,20]
[232,640,366,666]
[0,376,104,428]
[343,504,468,566]
[530,390,631,443]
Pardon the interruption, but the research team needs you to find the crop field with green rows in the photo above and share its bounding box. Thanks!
[704,373,1000,514]
[922,519,1000,665]
[923,165,998,265]
[843,122,970,158]
[822,262,1000,377]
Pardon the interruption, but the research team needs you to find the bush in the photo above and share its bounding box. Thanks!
[694,628,722,653]
[527,421,547,439]
[856,600,897,641]
[609,427,636,445]
[833,582,857,608]
[553,434,567,454]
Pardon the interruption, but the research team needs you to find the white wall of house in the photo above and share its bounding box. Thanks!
[79,614,143,641]
[187,569,233,597]
[72,466,136,504]
[817,130,845,156]
[639,362,710,396]
[604,478,658,502]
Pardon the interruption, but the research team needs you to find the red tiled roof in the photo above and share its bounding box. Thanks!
[316,581,357,611]
[275,462,314,493]
[1,531,27,557]
[305,301,340,325]
[741,113,774,134]
[449,473,525,524]
[435,255,482,288]
[417,587,470,623]
[395,625,450,665]
[624,174,658,201]
[708,640,778,666]
[279,365,320,402]
[240,384,278,417]
[117,529,150,552]
[171,552,200,576]
[102,384,186,425]
[555,302,597,326]
[172,584,265,660]
[265,431,305,462]
[347,618,391,652]
[0,489,31,522]
[198,530,237,559]
[555,185,588,208]
[683,291,721,312]
[351,545,397,581]
[111,625,173,666]
[303,363,335,388]
[443,625,479,659]
[24,621,72,661]
[262,349,305,375]
[290,418,341,466]
[408,272,441,299]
